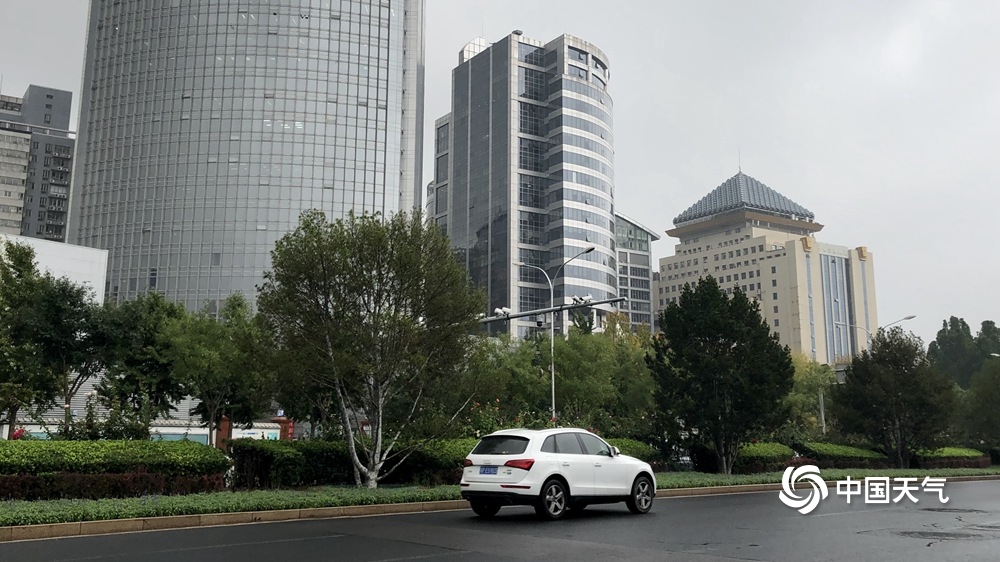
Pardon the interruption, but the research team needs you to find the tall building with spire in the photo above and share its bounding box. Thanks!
[428,32,618,336]
[69,0,425,311]
[655,171,878,363]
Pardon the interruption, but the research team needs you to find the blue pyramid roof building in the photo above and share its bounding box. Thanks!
[673,172,815,226]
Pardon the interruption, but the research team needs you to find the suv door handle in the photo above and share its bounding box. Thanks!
[594,463,602,467]
[561,462,570,467]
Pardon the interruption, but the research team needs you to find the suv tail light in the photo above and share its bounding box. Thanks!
[462,458,473,467]
[504,459,535,471]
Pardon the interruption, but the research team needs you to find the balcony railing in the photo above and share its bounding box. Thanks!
[49,178,69,186]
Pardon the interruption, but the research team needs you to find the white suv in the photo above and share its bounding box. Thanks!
[459,428,655,519]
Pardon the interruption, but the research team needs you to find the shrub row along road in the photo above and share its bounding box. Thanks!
[3,481,999,561]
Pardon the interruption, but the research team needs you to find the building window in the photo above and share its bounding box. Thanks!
[773,292,778,300]
[771,266,776,274]
[773,306,779,314]
[772,279,777,287]
[43,114,52,124]
[211,252,222,266]
[774,319,780,327]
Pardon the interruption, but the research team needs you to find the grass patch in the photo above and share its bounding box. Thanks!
[655,467,1000,489]
[0,486,461,527]
[918,447,986,458]
[4,468,1000,528]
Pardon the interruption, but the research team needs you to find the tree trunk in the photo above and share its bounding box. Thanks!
[4,407,18,439]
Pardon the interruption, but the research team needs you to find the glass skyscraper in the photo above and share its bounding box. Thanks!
[69,0,424,311]
[428,33,618,337]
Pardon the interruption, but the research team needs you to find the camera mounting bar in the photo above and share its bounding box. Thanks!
[480,297,627,324]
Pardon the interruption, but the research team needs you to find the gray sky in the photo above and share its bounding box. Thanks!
[2,0,997,347]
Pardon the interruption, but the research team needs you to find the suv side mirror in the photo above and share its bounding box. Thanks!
[612,446,620,457]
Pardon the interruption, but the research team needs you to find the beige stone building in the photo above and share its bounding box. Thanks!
[655,171,878,363]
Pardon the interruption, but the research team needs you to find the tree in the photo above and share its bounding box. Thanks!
[777,354,837,442]
[258,210,486,488]
[648,278,794,474]
[832,327,957,468]
[928,317,979,389]
[163,294,272,446]
[98,292,188,429]
[959,356,1000,450]
[0,241,60,438]
[21,274,104,432]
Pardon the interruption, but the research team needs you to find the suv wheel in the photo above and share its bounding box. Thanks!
[535,479,569,520]
[470,500,501,518]
[626,475,654,514]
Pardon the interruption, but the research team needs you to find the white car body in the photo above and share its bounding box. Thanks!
[459,428,656,519]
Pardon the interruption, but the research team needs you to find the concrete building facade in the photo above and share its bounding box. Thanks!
[429,32,618,337]
[69,0,425,311]
[0,85,75,241]
[655,171,878,363]
[615,212,659,331]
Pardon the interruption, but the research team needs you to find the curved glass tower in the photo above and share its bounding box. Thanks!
[69,0,424,311]
[428,33,617,337]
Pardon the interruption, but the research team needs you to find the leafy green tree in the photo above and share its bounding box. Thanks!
[97,292,188,429]
[959,356,1000,450]
[832,327,958,468]
[258,210,485,488]
[776,354,837,442]
[928,317,979,389]
[974,321,1000,362]
[163,294,272,446]
[0,241,60,437]
[570,309,595,334]
[648,277,794,474]
[23,274,105,432]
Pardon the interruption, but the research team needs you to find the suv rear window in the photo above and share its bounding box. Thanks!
[471,436,529,455]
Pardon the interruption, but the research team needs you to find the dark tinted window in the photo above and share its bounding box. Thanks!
[472,436,529,455]
[554,433,584,455]
[541,436,556,453]
[579,433,611,456]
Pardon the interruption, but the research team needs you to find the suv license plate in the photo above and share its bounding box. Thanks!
[479,466,498,475]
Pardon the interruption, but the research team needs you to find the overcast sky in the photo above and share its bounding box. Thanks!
[1,0,997,347]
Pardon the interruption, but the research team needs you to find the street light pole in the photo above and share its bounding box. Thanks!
[824,315,916,434]
[515,245,595,422]
[837,314,916,345]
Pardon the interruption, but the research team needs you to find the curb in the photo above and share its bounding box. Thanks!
[3,476,999,543]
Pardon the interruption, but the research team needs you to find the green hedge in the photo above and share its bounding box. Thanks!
[605,438,661,464]
[913,447,990,469]
[734,442,795,474]
[0,473,224,501]
[795,442,889,469]
[0,440,230,477]
[230,438,481,490]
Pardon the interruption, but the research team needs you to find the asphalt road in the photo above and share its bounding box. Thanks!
[3,481,999,562]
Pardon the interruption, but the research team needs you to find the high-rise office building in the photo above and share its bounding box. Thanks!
[614,212,659,331]
[69,0,425,311]
[0,85,75,241]
[429,32,618,337]
[654,171,879,363]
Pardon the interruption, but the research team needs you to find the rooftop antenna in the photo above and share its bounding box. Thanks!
[738,146,742,173]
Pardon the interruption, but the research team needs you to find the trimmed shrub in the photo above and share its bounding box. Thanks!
[733,442,795,474]
[379,438,480,486]
[795,442,890,469]
[294,439,352,486]
[229,439,306,489]
[0,473,224,501]
[0,440,230,477]
[913,447,991,469]
[606,438,663,469]
[230,438,481,489]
